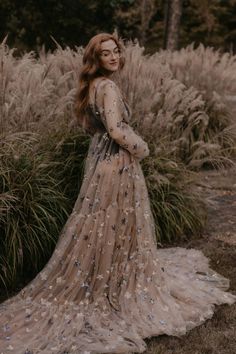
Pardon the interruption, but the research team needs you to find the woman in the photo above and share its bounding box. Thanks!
[0,32,235,354]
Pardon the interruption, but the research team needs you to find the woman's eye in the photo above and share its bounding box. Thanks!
[100,49,120,57]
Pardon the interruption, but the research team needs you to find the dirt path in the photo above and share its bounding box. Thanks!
[146,166,236,354]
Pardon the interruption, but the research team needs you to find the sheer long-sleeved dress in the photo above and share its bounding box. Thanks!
[0,78,235,354]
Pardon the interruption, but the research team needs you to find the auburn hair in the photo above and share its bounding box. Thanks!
[74,32,125,135]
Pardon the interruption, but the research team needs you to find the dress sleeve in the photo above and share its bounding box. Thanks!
[100,80,150,160]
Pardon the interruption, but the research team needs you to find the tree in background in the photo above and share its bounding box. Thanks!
[180,0,236,52]
[113,0,157,46]
[0,0,235,52]
[113,0,236,53]
[163,0,183,50]
[0,0,115,51]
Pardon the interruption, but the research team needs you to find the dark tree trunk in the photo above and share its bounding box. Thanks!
[140,0,156,46]
[164,0,183,50]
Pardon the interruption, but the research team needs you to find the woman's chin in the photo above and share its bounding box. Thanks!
[108,65,119,72]
[101,66,119,76]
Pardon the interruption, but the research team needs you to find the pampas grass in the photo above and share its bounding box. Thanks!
[0,42,79,135]
[1,39,235,167]
[155,43,236,167]
[119,42,236,168]
[158,43,236,96]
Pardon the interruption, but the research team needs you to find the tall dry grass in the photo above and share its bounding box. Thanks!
[1,39,236,167]
[118,42,236,168]
[155,43,236,167]
[0,41,80,135]
[158,43,236,96]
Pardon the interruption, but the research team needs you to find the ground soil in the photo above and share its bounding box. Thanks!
[145,165,236,354]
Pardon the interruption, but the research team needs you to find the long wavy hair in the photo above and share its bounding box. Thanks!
[74,32,125,135]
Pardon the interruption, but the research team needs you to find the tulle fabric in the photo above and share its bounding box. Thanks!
[0,78,235,354]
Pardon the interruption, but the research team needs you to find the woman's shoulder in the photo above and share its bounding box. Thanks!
[102,78,119,89]
[92,77,120,99]
[97,77,118,91]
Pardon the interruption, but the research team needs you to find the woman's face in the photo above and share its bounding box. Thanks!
[99,39,121,74]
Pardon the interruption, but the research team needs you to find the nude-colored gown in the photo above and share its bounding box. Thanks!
[0,78,235,354]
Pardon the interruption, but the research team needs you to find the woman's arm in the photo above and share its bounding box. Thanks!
[100,80,149,160]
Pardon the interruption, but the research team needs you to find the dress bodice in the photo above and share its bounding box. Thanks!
[85,78,149,161]
[87,79,131,136]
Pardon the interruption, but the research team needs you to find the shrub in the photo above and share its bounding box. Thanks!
[0,132,67,288]
[0,131,89,290]
[141,142,206,243]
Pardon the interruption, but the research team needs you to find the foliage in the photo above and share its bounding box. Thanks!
[0,130,90,290]
[0,0,236,53]
[0,0,116,51]
[0,132,68,289]
[181,0,236,52]
[108,0,236,53]
[141,143,206,242]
